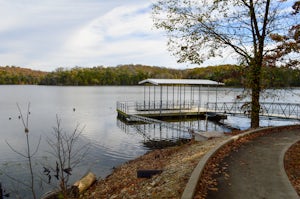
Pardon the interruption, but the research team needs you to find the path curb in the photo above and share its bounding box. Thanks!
[181,125,300,199]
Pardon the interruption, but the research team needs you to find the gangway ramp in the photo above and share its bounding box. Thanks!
[127,114,198,134]
[206,102,300,120]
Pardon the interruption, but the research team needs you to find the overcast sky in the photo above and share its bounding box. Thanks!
[0,0,235,71]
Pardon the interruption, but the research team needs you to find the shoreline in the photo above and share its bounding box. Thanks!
[82,136,230,198]
[81,127,300,198]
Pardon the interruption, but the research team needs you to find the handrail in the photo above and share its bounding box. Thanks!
[117,101,300,120]
[117,100,201,115]
[206,102,300,119]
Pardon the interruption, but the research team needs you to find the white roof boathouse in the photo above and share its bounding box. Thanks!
[116,78,226,122]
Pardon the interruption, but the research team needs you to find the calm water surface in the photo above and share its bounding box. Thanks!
[0,85,299,198]
[0,86,150,198]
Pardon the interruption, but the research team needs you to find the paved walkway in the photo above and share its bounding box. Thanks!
[207,128,300,199]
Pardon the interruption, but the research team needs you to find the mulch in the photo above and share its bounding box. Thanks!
[284,140,300,196]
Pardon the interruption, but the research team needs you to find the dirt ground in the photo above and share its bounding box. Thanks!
[82,136,229,199]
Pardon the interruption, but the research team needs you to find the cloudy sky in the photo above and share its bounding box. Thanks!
[0,0,235,71]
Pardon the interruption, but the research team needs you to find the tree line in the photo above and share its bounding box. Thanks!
[0,64,300,87]
[0,66,46,84]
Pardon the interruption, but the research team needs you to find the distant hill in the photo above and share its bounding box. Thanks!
[0,64,299,87]
[0,66,47,84]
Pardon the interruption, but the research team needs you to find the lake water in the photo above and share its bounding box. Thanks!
[0,85,299,198]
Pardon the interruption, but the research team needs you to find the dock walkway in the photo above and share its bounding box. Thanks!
[207,102,300,120]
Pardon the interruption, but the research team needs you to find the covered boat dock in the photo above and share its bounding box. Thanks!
[117,78,226,121]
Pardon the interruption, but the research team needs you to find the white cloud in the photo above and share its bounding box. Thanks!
[0,0,237,71]
[63,5,154,50]
[47,3,177,68]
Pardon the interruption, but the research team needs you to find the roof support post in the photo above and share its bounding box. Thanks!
[207,85,210,110]
[148,85,151,111]
[173,85,175,109]
[167,86,169,109]
[198,86,201,113]
[215,85,218,111]
[154,86,156,110]
[180,85,182,113]
[143,85,146,110]
[160,85,163,115]
[184,85,186,109]
[190,86,193,108]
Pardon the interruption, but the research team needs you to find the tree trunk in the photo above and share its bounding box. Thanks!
[250,61,261,128]
[251,86,260,128]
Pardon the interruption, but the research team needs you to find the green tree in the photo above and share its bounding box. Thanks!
[153,0,299,128]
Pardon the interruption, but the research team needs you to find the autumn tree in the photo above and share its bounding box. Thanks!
[152,0,299,128]
[265,1,300,68]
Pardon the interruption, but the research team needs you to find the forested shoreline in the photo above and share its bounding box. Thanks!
[0,64,299,87]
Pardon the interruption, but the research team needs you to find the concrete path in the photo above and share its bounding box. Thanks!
[207,128,300,199]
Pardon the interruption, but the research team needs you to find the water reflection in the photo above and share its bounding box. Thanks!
[117,117,231,149]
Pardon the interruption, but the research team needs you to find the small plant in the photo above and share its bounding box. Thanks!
[3,104,89,198]
[44,116,89,198]
[5,103,40,199]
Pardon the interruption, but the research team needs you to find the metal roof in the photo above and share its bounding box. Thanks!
[138,79,224,86]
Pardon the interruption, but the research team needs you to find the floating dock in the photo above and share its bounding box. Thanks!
[117,101,227,123]
[116,78,228,144]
